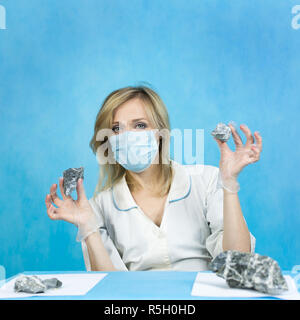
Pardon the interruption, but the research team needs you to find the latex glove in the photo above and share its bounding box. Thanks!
[216,168,240,193]
[213,123,263,193]
[45,177,101,242]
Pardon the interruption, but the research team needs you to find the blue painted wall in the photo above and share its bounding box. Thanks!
[0,0,299,278]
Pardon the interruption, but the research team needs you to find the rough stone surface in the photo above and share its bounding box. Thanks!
[14,275,62,294]
[211,123,232,142]
[14,275,46,293]
[42,278,63,289]
[63,167,84,196]
[209,250,288,294]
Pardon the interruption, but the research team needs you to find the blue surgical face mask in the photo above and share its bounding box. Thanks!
[108,130,159,173]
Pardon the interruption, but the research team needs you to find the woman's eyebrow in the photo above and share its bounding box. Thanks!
[112,118,148,124]
[131,118,148,122]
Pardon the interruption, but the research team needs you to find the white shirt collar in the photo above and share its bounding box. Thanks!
[112,159,191,211]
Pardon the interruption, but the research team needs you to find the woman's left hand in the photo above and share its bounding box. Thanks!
[214,123,263,183]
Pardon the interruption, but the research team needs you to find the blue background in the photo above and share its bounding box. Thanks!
[0,0,299,278]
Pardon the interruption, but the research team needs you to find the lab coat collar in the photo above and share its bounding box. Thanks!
[112,159,191,211]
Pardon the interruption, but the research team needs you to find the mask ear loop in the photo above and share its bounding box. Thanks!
[158,128,171,166]
[157,136,163,165]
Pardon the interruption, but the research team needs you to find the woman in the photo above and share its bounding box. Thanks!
[45,85,262,271]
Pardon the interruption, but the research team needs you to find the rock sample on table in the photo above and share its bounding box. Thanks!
[209,250,288,295]
[211,123,232,142]
[63,167,84,196]
[42,278,63,289]
[14,275,62,294]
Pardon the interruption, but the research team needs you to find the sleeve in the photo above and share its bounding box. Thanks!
[81,196,129,271]
[204,166,256,259]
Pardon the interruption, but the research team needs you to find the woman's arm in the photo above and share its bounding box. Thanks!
[85,232,119,271]
[45,177,119,271]
[213,123,262,252]
[222,189,251,252]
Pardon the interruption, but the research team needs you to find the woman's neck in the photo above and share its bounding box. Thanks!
[126,163,161,193]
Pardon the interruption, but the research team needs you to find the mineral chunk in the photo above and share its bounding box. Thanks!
[14,275,46,294]
[42,278,63,289]
[211,123,232,142]
[63,167,84,196]
[209,251,288,295]
[14,275,62,294]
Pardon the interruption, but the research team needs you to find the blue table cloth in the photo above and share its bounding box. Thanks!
[2,270,298,300]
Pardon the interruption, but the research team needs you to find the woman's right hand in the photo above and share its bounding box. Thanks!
[45,177,95,227]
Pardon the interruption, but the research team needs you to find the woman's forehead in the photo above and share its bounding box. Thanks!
[113,99,150,123]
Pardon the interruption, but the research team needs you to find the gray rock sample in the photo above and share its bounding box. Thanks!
[63,167,84,196]
[211,123,232,142]
[42,278,63,290]
[14,275,62,294]
[209,250,288,295]
[14,275,46,294]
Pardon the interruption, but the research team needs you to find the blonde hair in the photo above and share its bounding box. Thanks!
[89,84,174,199]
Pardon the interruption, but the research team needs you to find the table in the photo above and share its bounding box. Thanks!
[1,270,298,300]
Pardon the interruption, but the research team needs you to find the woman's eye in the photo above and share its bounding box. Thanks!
[112,126,119,133]
[136,122,147,129]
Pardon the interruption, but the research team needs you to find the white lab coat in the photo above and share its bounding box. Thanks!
[81,159,255,271]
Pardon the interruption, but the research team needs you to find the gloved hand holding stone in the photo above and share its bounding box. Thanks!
[212,122,263,193]
[45,177,100,242]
